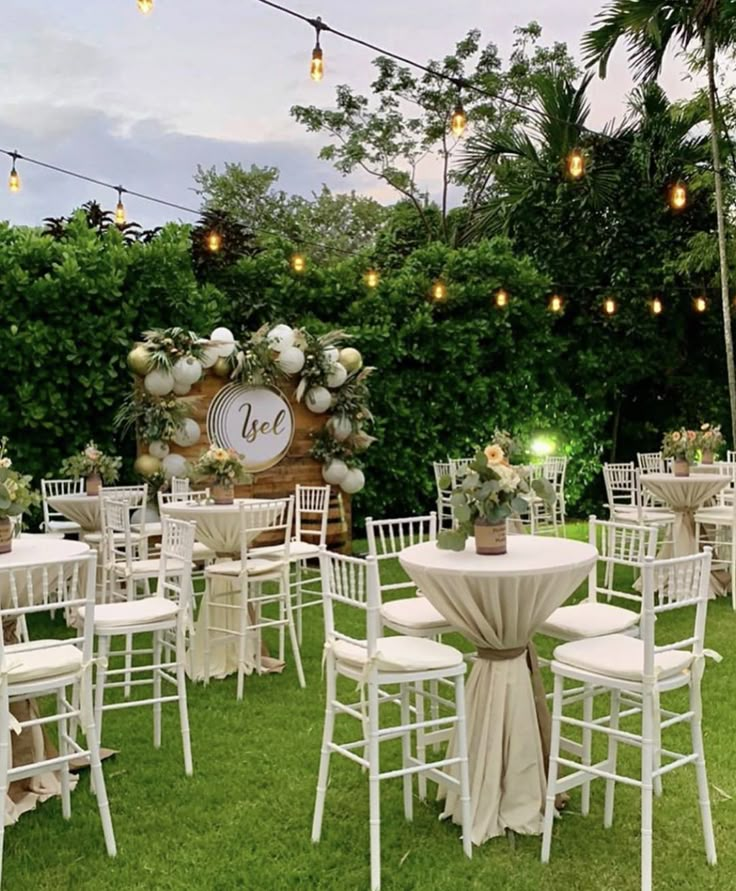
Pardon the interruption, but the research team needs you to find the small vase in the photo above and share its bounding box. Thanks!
[673,459,690,478]
[474,519,507,555]
[212,482,235,505]
[0,517,12,554]
[701,449,714,465]
[86,473,102,496]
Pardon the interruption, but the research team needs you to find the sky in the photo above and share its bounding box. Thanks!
[0,0,699,229]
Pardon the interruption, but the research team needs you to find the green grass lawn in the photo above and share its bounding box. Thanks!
[5,522,735,890]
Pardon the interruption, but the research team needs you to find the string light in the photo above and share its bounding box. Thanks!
[290,252,306,273]
[431,280,447,303]
[566,149,585,180]
[206,231,222,253]
[549,294,563,313]
[8,153,20,192]
[364,269,379,288]
[494,288,509,308]
[694,296,707,313]
[669,182,687,211]
[310,17,324,81]
[604,297,617,316]
[651,296,663,315]
[450,100,467,138]
[115,187,126,226]
[137,0,153,14]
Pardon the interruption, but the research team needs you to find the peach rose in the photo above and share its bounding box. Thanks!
[687,430,696,441]
[484,444,505,465]
[671,431,681,442]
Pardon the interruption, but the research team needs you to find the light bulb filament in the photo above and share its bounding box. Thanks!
[567,149,585,179]
[290,253,306,273]
[451,103,467,138]
[604,297,616,316]
[549,294,563,313]
[670,182,687,211]
[137,0,153,14]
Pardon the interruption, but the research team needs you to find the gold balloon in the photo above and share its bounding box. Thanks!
[338,347,363,373]
[127,345,153,376]
[134,454,162,478]
[213,357,231,378]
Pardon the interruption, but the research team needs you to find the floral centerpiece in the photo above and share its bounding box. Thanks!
[0,438,41,553]
[437,444,555,555]
[61,441,122,495]
[696,423,724,464]
[661,428,696,476]
[192,446,252,504]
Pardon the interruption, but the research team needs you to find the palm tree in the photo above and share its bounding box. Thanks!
[583,0,736,443]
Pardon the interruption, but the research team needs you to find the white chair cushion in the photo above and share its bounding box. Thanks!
[192,542,216,560]
[139,522,163,537]
[83,597,179,630]
[612,507,673,524]
[380,597,452,632]
[5,640,83,684]
[332,636,463,673]
[205,558,282,577]
[84,531,142,545]
[553,634,692,681]
[694,506,733,524]
[253,540,321,559]
[48,520,81,533]
[540,602,639,640]
[113,557,191,577]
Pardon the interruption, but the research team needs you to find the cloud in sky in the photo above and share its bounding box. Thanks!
[1,0,701,228]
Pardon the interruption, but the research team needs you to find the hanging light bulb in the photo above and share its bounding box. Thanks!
[8,154,20,192]
[364,269,379,288]
[603,297,617,316]
[310,18,324,81]
[451,101,467,138]
[206,231,222,253]
[651,296,663,316]
[494,288,509,308]
[137,0,153,14]
[290,253,306,273]
[669,182,687,211]
[694,295,707,313]
[566,149,585,180]
[115,188,126,226]
[431,280,447,303]
[548,294,563,313]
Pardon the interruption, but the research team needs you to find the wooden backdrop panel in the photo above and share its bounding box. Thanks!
[140,372,352,550]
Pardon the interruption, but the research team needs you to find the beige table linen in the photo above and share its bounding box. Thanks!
[641,473,728,596]
[1,535,90,826]
[47,493,101,534]
[161,499,284,681]
[400,536,596,845]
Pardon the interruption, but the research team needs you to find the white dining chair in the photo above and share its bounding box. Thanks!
[541,548,716,891]
[40,477,85,536]
[312,550,472,891]
[0,551,116,882]
[637,451,664,474]
[432,461,454,529]
[694,462,736,609]
[85,517,197,774]
[602,463,674,529]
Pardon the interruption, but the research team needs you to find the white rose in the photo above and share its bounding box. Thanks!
[0,457,11,468]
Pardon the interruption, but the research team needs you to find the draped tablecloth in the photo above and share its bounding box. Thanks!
[640,473,728,596]
[399,536,596,845]
[1,535,90,826]
[160,499,284,680]
[47,494,101,534]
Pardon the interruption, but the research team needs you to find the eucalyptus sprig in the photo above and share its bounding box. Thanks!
[114,390,192,443]
[231,333,282,387]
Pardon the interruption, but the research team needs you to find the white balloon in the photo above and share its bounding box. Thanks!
[148,440,170,459]
[268,324,295,352]
[277,345,305,375]
[144,368,175,396]
[210,327,235,358]
[162,453,188,480]
[200,345,220,368]
[172,356,202,386]
[322,459,349,486]
[326,363,348,389]
[340,468,365,494]
[323,346,340,364]
[173,380,191,396]
[172,418,201,448]
[328,415,353,442]
[305,386,332,414]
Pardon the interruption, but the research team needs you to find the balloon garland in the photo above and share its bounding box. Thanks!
[117,324,374,495]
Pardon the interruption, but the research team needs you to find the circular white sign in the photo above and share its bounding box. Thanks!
[206,384,295,473]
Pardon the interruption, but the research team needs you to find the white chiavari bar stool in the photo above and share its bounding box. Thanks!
[602,464,673,562]
[312,551,472,891]
[157,489,216,595]
[541,549,717,891]
[84,517,197,774]
[695,462,736,609]
[40,478,84,536]
[433,461,454,530]
[0,552,116,880]
[203,497,305,699]
[637,451,664,474]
